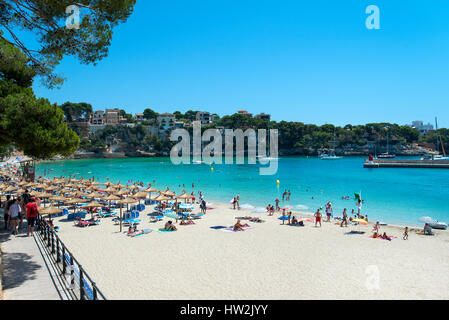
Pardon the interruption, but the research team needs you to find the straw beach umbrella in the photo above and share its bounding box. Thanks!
[177,192,192,203]
[39,205,63,216]
[154,194,170,202]
[117,197,138,232]
[88,192,104,199]
[115,189,129,196]
[162,190,176,197]
[65,198,85,215]
[132,191,148,206]
[103,186,117,193]
[103,194,120,209]
[144,186,159,200]
[4,186,18,193]
[83,201,103,219]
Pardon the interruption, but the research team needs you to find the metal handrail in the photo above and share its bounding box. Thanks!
[36,214,107,300]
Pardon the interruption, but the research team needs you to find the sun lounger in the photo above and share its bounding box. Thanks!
[75,218,101,227]
[221,226,254,232]
[98,211,117,218]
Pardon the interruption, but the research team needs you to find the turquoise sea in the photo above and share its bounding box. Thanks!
[36,156,449,227]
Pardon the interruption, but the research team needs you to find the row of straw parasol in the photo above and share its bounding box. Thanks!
[2,176,195,231]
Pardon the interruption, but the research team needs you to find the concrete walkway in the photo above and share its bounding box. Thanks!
[0,215,70,300]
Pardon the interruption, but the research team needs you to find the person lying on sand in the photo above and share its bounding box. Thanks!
[291,216,298,225]
[233,219,250,231]
[164,221,177,231]
[180,219,195,225]
[381,232,391,241]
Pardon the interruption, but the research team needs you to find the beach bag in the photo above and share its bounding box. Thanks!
[299,221,304,226]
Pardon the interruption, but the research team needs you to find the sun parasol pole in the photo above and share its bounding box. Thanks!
[120,203,123,232]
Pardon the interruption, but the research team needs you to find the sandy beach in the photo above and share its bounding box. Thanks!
[49,201,449,300]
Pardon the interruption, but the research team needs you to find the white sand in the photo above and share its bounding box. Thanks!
[51,202,449,300]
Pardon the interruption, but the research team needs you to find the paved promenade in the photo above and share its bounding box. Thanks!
[0,214,70,300]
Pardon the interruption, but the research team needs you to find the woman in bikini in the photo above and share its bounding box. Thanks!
[233,219,249,231]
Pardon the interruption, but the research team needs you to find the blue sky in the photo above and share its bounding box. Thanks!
[31,0,449,127]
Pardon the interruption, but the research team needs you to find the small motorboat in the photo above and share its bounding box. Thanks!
[377,153,396,159]
[429,221,448,230]
[321,154,343,160]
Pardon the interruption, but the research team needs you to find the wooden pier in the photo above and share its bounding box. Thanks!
[364,159,449,169]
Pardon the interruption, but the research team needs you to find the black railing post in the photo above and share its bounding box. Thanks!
[42,219,47,241]
[56,238,60,263]
[79,267,85,300]
[62,246,66,274]
[70,254,75,290]
[47,225,51,247]
[93,283,98,300]
[51,231,55,254]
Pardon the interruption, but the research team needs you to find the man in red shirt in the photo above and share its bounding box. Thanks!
[26,197,39,237]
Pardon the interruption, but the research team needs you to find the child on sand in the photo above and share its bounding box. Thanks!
[314,209,322,227]
[403,227,409,240]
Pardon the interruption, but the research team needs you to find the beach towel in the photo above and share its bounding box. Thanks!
[220,226,254,232]
[157,229,176,233]
[129,229,152,237]
[210,226,226,229]
[369,235,396,240]
[345,230,365,235]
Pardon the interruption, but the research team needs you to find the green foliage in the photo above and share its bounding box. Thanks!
[0,0,137,87]
[60,102,93,122]
[0,38,79,159]
[143,108,158,120]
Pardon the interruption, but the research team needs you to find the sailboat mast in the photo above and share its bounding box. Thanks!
[435,117,439,154]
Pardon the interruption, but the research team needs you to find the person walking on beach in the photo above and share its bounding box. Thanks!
[9,198,21,235]
[2,195,11,230]
[275,198,280,211]
[26,197,39,237]
[314,209,322,227]
[325,202,333,222]
[341,208,348,227]
[356,198,362,215]
[236,195,240,210]
[372,221,380,234]
[232,197,236,210]
[22,189,31,205]
[403,227,409,240]
[200,199,207,214]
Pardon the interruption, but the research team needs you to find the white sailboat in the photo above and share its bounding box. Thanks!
[421,117,449,160]
[377,125,396,158]
[321,132,343,160]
